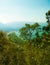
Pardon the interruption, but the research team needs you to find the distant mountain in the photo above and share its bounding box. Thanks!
[0,23,15,32]
[0,22,33,32]
[6,22,34,29]
[0,22,48,32]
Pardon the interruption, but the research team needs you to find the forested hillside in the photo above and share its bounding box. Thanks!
[0,10,50,65]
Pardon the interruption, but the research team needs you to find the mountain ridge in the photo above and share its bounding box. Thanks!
[0,22,47,32]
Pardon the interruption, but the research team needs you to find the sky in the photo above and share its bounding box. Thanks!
[0,0,50,24]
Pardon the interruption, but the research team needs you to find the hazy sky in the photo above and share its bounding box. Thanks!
[0,0,50,23]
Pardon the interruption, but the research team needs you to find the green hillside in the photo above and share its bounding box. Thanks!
[0,10,50,65]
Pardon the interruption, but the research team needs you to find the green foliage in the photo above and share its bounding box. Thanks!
[46,10,50,23]
[0,22,50,65]
[8,32,24,45]
[46,10,50,15]
[0,10,50,65]
[43,24,50,33]
[19,23,39,44]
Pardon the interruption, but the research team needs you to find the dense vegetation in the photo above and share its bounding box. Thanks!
[0,10,50,65]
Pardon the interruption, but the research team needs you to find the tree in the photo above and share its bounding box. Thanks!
[43,24,50,33]
[46,10,50,24]
[19,23,39,45]
[42,10,50,33]
[8,32,24,44]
